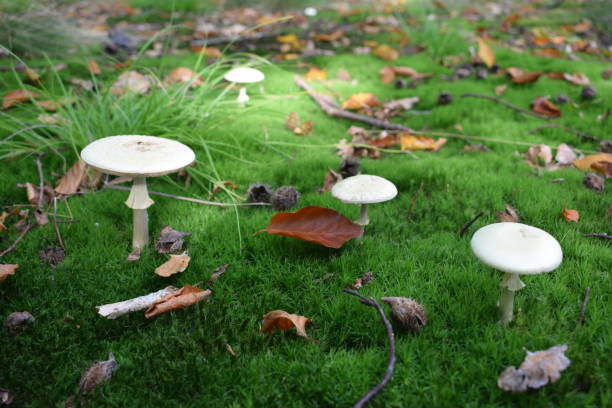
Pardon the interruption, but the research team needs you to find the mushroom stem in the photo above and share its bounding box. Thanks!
[125,176,154,249]
[237,87,249,107]
[499,272,526,326]
[356,203,370,226]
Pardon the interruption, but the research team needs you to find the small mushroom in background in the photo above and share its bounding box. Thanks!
[81,135,195,251]
[471,223,563,326]
[331,174,397,227]
[223,67,265,107]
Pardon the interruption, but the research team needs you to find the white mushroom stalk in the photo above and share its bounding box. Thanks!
[223,67,265,107]
[81,135,195,251]
[471,223,563,326]
[331,174,397,229]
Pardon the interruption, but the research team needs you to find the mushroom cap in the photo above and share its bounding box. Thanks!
[471,222,563,275]
[331,174,397,204]
[223,67,264,84]
[81,135,195,177]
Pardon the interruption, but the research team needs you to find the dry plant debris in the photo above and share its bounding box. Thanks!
[208,264,229,285]
[154,253,191,277]
[144,285,211,318]
[380,297,427,332]
[260,310,314,340]
[562,209,580,222]
[78,352,118,396]
[155,226,191,254]
[4,311,35,333]
[0,264,18,284]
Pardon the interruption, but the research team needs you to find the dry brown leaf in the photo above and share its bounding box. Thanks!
[525,144,553,168]
[313,30,345,42]
[144,285,211,318]
[0,264,18,284]
[24,67,40,84]
[111,71,153,96]
[496,204,520,223]
[534,48,563,58]
[372,44,398,61]
[350,271,373,289]
[55,159,88,195]
[400,135,447,152]
[510,71,544,84]
[164,67,203,88]
[78,352,118,396]
[532,97,561,117]
[260,310,313,340]
[3,89,41,109]
[573,153,612,172]
[498,344,570,393]
[562,209,579,222]
[591,161,612,178]
[495,84,508,96]
[379,66,396,83]
[155,226,191,254]
[316,169,343,193]
[154,253,191,277]
[209,264,229,285]
[563,73,589,86]
[341,93,381,110]
[285,112,313,136]
[554,144,577,166]
[88,60,101,75]
[305,67,327,81]
[383,97,419,111]
[477,38,495,68]
[256,206,363,248]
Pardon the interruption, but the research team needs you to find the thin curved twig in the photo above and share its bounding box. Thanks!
[343,289,396,408]
[461,93,550,120]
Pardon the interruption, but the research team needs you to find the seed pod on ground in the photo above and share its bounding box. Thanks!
[4,312,35,333]
[339,157,360,178]
[555,94,570,104]
[581,85,596,100]
[380,297,427,332]
[583,173,604,192]
[247,183,274,203]
[438,92,453,105]
[271,186,300,210]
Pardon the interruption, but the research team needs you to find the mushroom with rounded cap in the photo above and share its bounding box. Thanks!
[331,174,397,227]
[223,67,265,107]
[81,135,195,250]
[471,222,563,326]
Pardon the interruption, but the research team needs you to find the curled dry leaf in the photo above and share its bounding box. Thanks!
[591,161,612,178]
[350,271,373,289]
[260,310,313,340]
[55,159,88,195]
[96,286,178,319]
[379,66,433,83]
[316,169,343,193]
[4,311,35,333]
[285,112,313,136]
[563,73,589,86]
[583,173,604,192]
[532,97,561,117]
[3,89,41,109]
[476,38,495,68]
[164,67,203,88]
[111,71,153,96]
[208,264,229,285]
[573,153,612,174]
[87,60,101,75]
[127,248,141,262]
[383,97,419,111]
[144,285,212,318]
[39,246,65,269]
[507,69,543,84]
[380,297,427,332]
[525,144,553,168]
[400,135,447,152]
[562,209,579,222]
[155,226,191,254]
[305,67,327,81]
[154,253,191,277]
[256,206,363,249]
[372,44,398,61]
[0,264,18,284]
[341,93,381,110]
[498,344,570,393]
[495,84,508,96]
[496,204,520,223]
[554,144,577,166]
[78,353,118,396]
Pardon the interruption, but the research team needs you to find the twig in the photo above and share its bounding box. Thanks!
[528,123,600,142]
[34,154,45,210]
[461,93,550,121]
[459,211,485,237]
[0,223,34,257]
[406,181,425,222]
[342,289,396,408]
[52,197,65,251]
[191,31,285,46]
[577,287,591,326]
[583,233,612,240]
[295,75,412,131]
[104,185,270,207]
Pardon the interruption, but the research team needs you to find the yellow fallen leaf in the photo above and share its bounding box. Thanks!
[341,93,381,110]
[400,135,447,151]
[373,44,399,61]
[0,264,18,283]
[260,310,314,340]
[305,67,327,81]
[573,153,612,172]
[477,38,495,68]
[154,253,191,277]
[277,33,301,49]
[562,209,579,222]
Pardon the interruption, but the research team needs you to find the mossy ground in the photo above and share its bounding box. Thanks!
[0,1,610,407]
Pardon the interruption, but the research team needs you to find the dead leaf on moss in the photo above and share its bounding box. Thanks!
[498,344,570,393]
[400,135,447,152]
[555,144,577,166]
[3,89,41,109]
[144,285,211,318]
[373,44,398,61]
[563,73,589,86]
[164,67,203,88]
[78,352,118,396]
[260,310,314,340]
[155,226,191,254]
[506,68,543,84]
[591,161,612,178]
[562,209,579,222]
[111,71,153,96]
[525,144,553,168]
[277,33,301,50]
[316,169,343,193]
[305,67,327,81]
[256,206,363,248]
[476,38,495,68]
[342,93,381,110]
[350,271,373,289]
[532,97,561,117]
[55,160,88,195]
[383,97,419,111]
[496,204,520,223]
[495,84,508,96]
[154,253,191,277]
[208,264,229,285]
[285,112,313,136]
[0,264,18,284]
[573,153,612,173]
[88,60,101,75]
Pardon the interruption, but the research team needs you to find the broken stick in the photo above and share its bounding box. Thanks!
[96,286,178,319]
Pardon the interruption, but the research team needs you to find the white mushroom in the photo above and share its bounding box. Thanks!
[471,222,563,326]
[81,135,195,250]
[331,174,397,226]
[223,67,265,107]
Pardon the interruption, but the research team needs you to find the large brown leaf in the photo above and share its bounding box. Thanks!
[477,38,495,67]
[55,159,88,195]
[532,97,561,117]
[144,285,211,318]
[256,206,363,248]
[3,89,41,109]
[573,153,612,173]
[0,264,18,284]
[260,310,313,340]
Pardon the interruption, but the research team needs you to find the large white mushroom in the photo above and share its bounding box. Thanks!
[223,67,264,107]
[331,174,397,227]
[81,135,195,250]
[471,222,563,326]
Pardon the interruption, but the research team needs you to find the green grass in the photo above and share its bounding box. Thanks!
[1,2,611,407]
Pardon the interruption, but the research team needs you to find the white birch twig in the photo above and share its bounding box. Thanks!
[96,286,178,319]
